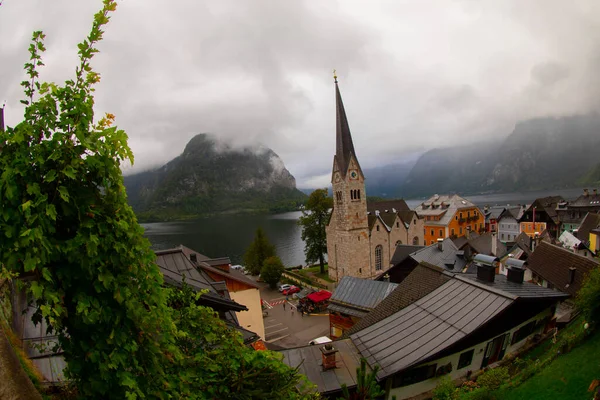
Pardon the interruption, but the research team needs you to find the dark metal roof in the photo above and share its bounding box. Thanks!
[526,241,599,296]
[351,278,513,379]
[458,274,569,299]
[569,193,600,207]
[280,339,363,394]
[328,277,398,317]
[334,80,360,177]
[390,245,424,266]
[367,200,411,214]
[468,232,508,258]
[410,238,467,272]
[204,257,232,267]
[345,263,452,338]
[576,212,600,245]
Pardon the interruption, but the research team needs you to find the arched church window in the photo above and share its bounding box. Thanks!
[375,245,383,271]
[396,240,402,246]
[350,190,354,200]
[412,237,419,245]
[357,190,361,200]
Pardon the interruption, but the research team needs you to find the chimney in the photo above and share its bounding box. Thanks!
[568,267,576,285]
[507,267,525,284]
[437,238,444,251]
[491,233,497,256]
[584,188,589,197]
[321,344,338,371]
[190,253,197,263]
[476,264,495,283]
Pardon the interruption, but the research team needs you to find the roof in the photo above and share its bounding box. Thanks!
[498,206,525,222]
[334,80,360,178]
[390,245,424,266]
[177,244,259,289]
[410,238,468,271]
[559,231,586,251]
[527,241,599,296]
[467,232,508,258]
[414,194,478,226]
[569,192,600,207]
[367,199,411,214]
[520,196,565,224]
[296,287,316,300]
[576,212,600,245]
[344,263,452,337]
[204,257,232,266]
[485,206,506,222]
[513,232,533,255]
[279,339,363,394]
[308,290,332,303]
[155,249,247,312]
[351,278,513,379]
[328,277,398,318]
[459,274,569,299]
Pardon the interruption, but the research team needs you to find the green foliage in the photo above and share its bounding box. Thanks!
[298,189,333,275]
[243,228,276,275]
[576,267,600,321]
[433,376,458,400]
[166,283,316,399]
[1,3,316,398]
[338,358,385,400]
[261,256,285,289]
[476,367,509,391]
[457,388,492,400]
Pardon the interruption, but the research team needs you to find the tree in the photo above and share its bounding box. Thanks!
[338,358,386,400]
[261,256,285,289]
[243,227,276,275]
[0,2,316,398]
[577,268,600,322]
[298,189,333,275]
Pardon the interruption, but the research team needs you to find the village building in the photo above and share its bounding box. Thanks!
[177,245,265,340]
[414,194,485,245]
[556,189,600,234]
[327,276,398,340]
[496,206,524,243]
[483,205,505,233]
[325,77,424,281]
[518,196,564,238]
[452,231,507,260]
[281,262,568,399]
[558,231,595,260]
[525,241,599,296]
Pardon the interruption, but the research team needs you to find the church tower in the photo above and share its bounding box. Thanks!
[326,74,371,281]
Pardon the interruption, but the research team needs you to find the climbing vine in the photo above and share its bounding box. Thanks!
[0,1,315,398]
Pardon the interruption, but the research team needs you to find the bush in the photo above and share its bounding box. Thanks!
[458,387,493,400]
[433,376,458,400]
[476,366,509,390]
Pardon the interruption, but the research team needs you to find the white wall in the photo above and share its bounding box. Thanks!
[386,307,552,400]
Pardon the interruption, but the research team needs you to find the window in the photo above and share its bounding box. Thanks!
[460,212,463,219]
[412,237,419,245]
[431,240,434,245]
[396,222,399,228]
[375,246,383,271]
[459,227,463,235]
[467,211,470,218]
[501,233,504,240]
[511,320,538,345]
[357,189,361,200]
[376,225,380,232]
[458,349,474,369]
[455,216,458,221]
[439,229,443,237]
[430,229,434,236]
[392,364,437,388]
[350,190,354,200]
[451,228,455,236]
[396,240,402,246]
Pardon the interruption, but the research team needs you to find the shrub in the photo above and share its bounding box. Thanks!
[477,366,509,390]
[458,387,493,400]
[433,376,458,400]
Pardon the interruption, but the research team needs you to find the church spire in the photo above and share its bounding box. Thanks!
[334,72,358,177]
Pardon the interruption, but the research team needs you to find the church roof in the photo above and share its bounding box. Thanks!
[367,199,410,214]
[335,79,360,177]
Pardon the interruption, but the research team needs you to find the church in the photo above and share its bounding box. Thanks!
[326,76,424,282]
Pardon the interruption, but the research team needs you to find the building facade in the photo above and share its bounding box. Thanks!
[326,78,423,281]
[415,194,485,245]
[497,207,523,243]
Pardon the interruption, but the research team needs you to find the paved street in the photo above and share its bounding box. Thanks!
[248,275,331,348]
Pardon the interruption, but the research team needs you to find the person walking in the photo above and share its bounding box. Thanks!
[283,301,286,310]
[291,307,294,316]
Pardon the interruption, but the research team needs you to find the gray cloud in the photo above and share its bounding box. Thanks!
[2,0,600,188]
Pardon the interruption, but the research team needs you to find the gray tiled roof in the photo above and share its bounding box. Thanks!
[351,278,513,379]
[459,274,569,299]
[467,232,508,258]
[280,339,363,394]
[344,263,452,337]
[410,238,467,271]
[569,193,600,207]
[328,277,398,317]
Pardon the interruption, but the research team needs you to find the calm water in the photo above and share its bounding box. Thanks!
[142,187,591,267]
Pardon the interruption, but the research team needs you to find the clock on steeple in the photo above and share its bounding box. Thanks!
[349,169,358,180]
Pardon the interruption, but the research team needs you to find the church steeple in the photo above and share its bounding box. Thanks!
[334,73,359,177]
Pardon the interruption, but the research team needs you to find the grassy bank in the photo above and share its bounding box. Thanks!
[296,264,334,283]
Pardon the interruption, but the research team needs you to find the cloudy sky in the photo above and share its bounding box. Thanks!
[2,1,600,188]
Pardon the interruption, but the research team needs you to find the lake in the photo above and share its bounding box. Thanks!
[142,186,590,267]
